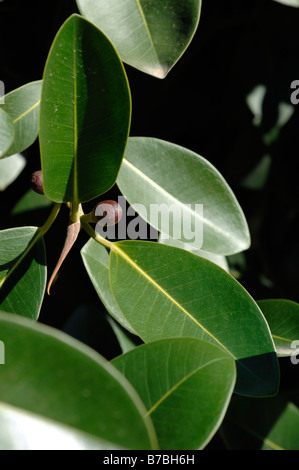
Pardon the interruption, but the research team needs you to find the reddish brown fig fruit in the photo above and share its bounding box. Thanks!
[31,170,44,195]
[92,200,123,226]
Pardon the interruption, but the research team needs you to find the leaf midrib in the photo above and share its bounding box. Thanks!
[122,157,236,242]
[146,356,229,415]
[273,333,294,344]
[72,25,79,204]
[135,0,159,63]
[0,228,41,290]
[13,100,40,124]
[111,243,235,360]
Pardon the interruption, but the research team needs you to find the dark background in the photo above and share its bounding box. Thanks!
[0,0,298,361]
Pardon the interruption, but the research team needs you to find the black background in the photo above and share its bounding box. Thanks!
[0,0,298,409]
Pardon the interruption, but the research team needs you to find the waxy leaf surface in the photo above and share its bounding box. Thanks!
[0,81,41,156]
[273,0,299,6]
[39,14,131,203]
[109,240,279,397]
[0,402,124,450]
[81,239,135,334]
[258,299,299,357]
[117,138,250,255]
[0,108,15,158]
[0,153,26,191]
[113,337,236,449]
[0,312,157,450]
[77,0,202,78]
[0,227,46,319]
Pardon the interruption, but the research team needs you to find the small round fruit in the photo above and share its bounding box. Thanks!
[30,170,44,195]
[93,200,122,226]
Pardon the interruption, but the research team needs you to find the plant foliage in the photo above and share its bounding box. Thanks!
[0,0,298,451]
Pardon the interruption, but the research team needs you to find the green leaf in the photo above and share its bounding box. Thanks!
[257,299,299,357]
[109,240,279,397]
[107,317,138,354]
[0,312,158,450]
[39,14,131,203]
[81,239,136,334]
[0,227,46,319]
[0,81,42,157]
[112,337,236,450]
[273,0,299,6]
[117,138,250,256]
[0,402,124,450]
[158,232,229,272]
[76,0,202,78]
[241,154,272,190]
[11,189,53,216]
[0,108,15,159]
[222,396,299,450]
[0,153,26,191]
[261,402,299,450]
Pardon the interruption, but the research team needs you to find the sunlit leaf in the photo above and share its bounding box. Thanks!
[0,153,26,191]
[76,0,202,78]
[258,299,299,357]
[0,312,158,450]
[272,0,299,6]
[158,232,229,272]
[0,81,42,156]
[109,240,279,397]
[0,108,15,159]
[81,238,135,334]
[0,402,124,450]
[117,138,250,255]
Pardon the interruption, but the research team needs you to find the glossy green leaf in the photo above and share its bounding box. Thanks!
[257,299,299,357]
[0,312,157,450]
[76,0,202,78]
[39,14,131,203]
[0,108,15,158]
[0,153,26,191]
[158,232,229,272]
[109,240,279,397]
[0,81,42,157]
[117,138,250,255]
[112,337,236,449]
[0,227,46,319]
[81,238,135,334]
[0,402,124,450]
[222,396,299,450]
